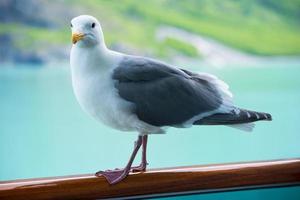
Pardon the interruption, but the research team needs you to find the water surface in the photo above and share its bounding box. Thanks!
[0,63,300,181]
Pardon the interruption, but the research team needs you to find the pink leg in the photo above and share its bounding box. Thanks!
[95,135,143,184]
[131,135,148,172]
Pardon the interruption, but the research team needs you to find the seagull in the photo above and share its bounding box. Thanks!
[70,15,272,185]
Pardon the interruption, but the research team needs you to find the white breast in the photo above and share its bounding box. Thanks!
[72,70,133,131]
[71,48,162,133]
[70,47,163,134]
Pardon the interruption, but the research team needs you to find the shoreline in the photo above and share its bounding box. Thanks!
[156,26,300,68]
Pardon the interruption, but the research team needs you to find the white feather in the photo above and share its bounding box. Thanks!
[227,123,255,132]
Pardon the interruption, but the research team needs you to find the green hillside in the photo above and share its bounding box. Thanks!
[1,0,300,63]
[78,0,300,55]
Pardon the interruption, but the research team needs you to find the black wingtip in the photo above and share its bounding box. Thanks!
[265,113,272,121]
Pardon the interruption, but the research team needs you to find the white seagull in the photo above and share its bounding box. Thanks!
[70,15,272,184]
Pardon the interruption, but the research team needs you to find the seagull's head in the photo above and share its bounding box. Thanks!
[70,15,104,48]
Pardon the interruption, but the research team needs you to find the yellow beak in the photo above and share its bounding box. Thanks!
[72,33,85,44]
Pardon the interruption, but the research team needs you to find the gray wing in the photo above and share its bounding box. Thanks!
[112,55,223,127]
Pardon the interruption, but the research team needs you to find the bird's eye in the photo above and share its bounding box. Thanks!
[91,23,96,28]
[70,23,73,28]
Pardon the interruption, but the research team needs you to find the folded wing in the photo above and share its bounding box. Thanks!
[112,56,232,127]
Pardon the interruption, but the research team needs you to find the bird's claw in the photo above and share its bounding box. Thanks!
[95,169,129,185]
[131,164,147,173]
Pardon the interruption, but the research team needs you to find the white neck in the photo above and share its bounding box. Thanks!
[70,43,123,79]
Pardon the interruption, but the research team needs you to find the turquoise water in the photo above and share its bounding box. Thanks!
[161,186,300,200]
[0,63,300,198]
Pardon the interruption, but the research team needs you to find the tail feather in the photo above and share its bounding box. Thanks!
[227,123,255,132]
[194,108,272,131]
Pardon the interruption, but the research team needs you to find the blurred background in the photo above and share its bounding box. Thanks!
[1,0,300,64]
[0,1,300,198]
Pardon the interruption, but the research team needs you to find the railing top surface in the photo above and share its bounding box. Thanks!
[1,158,300,200]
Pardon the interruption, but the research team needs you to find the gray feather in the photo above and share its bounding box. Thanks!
[112,56,223,127]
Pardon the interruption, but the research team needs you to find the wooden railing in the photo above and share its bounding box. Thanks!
[0,158,300,200]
